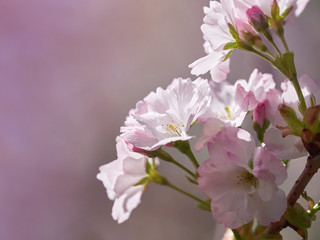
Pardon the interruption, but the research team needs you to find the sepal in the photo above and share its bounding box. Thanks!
[284,203,312,229]
[278,104,303,136]
[197,199,211,212]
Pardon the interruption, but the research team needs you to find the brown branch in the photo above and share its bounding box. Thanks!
[266,154,320,233]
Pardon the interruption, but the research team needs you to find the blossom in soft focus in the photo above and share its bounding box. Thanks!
[189,0,254,82]
[195,80,246,151]
[120,78,211,151]
[241,0,310,20]
[264,74,319,159]
[264,127,306,159]
[198,127,287,228]
[235,69,276,112]
[281,74,320,119]
[97,137,155,223]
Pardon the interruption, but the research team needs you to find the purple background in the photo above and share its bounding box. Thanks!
[1,0,320,239]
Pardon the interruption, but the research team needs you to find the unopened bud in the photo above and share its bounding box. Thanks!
[246,6,269,32]
[271,0,280,19]
[279,104,303,136]
[303,105,320,132]
[253,102,266,128]
[246,6,273,42]
[301,129,320,156]
[241,31,268,52]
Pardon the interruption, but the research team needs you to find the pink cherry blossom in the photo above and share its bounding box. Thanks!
[264,127,307,159]
[252,88,285,128]
[120,78,211,151]
[97,137,155,223]
[281,74,320,117]
[263,74,319,159]
[235,69,276,112]
[241,0,310,20]
[189,0,254,82]
[198,127,287,228]
[195,80,246,151]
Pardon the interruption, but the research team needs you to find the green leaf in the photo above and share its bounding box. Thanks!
[308,201,320,218]
[253,119,270,143]
[310,94,316,107]
[134,177,150,186]
[223,42,238,50]
[279,104,303,136]
[302,191,315,210]
[272,52,296,79]
[271,0,280,19]
[284,203,312,229]
[280,6,293,20]
[145,159,152,174]
[186,175,198,185]
[190,118,198,128]
[282,159,290,168]
[222,50,234,62]
[228,23,239,40]
[197,199,211,212]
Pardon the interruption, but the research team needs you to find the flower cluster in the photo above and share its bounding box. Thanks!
[97,0,320,239]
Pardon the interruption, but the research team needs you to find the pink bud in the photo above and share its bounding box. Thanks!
[246,6,269,32]
[253,101,266,128]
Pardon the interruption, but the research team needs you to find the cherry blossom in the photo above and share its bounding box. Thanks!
[264,75,319,159]
[198,127,287,228]
[120,78,211,151]
[195,80,246,151]
[281,74,320,119]
[264,127,306,159]
[97,137,155,223]
[241,0,310,20]
[235,69,276,112]
[189,0,254,82]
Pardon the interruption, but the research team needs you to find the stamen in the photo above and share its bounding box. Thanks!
[161,120,185,136]
[224,107,231,118]
[236,170,258,187]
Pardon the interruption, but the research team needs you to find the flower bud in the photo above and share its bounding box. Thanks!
[301,105,320,155]
[279,103,303,136]
[301,129,320,156]
[241,31,268,52]
[253,102,270,142]
[246,6,269,32]
[246,6,273,42]
[271,0,280,19]
[303,105,320,133]
[253,102,266,128]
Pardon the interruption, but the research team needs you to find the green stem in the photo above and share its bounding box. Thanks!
[279,33,290,52]
[166,181,210,207]
[265,50,276,59]
[270,39,282,56]
[173,141,200,169]
[291,74,307,113]
[232,229,243,240]
[156,149,197,179]
[250,48,274,64]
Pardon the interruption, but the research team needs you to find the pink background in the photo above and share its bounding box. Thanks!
[1,0,320,239]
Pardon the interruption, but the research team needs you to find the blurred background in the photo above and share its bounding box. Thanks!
[1,0,320,239]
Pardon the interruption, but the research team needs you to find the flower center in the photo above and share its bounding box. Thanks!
[161,120,185,137]
[236,170,258,187]
[218,107,234,121]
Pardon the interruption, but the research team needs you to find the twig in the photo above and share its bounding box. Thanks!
[266,154,320,233]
